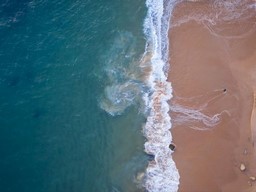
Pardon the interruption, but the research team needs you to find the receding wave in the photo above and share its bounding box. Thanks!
[142,0,180,191]
[172,0,256,39]
[170,90,232,131]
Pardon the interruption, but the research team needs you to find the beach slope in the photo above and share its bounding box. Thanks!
[168,1,256,191]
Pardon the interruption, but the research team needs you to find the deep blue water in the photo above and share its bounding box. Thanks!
[0,0,147,191]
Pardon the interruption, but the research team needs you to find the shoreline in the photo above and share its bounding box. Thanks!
[168,1,256,191]
[142,0,180,191]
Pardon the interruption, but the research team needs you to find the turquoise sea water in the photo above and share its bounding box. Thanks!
[4,0,253,191]
[0,0,149,191]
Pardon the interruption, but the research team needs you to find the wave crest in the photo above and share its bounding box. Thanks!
[143,0,180,191]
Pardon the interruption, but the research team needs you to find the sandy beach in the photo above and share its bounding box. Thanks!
[168,1,256,191]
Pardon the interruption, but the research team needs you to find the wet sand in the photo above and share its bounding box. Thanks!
[168,1,256,192]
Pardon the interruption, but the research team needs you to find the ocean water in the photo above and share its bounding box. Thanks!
[0,0,179,192]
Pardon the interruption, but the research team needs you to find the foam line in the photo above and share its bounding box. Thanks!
[143,0,180,191]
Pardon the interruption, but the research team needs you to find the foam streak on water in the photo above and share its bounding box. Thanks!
[143,0,180,191]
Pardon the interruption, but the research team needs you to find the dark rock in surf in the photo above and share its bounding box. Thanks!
[169,143,176,151]
[147,154,155,161]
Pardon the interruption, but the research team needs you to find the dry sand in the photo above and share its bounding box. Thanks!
[168,1,256,191]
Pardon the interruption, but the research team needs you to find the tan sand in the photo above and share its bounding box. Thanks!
[168,1,256,192]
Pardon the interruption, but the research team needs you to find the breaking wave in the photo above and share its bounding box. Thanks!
[100,1,181,191]
[142,0,180,191]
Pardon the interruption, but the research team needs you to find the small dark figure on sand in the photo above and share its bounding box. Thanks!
[223,88,227,93]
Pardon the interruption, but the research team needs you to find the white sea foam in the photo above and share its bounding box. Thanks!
[141,0,255,190]
[143,0,180,191]
[170,89,235,131]
[172,0,256,39]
